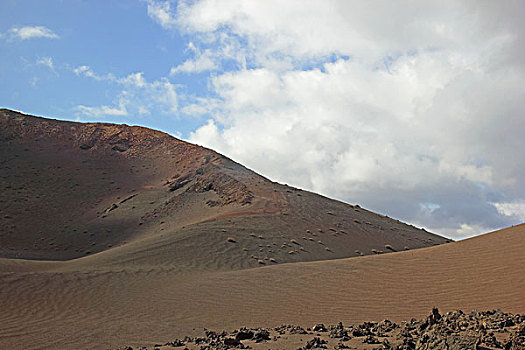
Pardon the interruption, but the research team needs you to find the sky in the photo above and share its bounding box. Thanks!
[1,0,525,239]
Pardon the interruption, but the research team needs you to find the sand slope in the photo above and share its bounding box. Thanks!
[0,224,523,349]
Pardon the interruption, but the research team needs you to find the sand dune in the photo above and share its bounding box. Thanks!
[0,224,523,349]
[0,109,523,349]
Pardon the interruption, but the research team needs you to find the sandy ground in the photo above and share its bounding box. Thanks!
[0,224,523,349]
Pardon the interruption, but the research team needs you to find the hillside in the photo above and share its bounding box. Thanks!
[0,109,448,270]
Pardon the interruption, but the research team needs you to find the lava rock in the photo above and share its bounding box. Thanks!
[303,337,328,349]
[235,328,254,341]
[312,324,328,332]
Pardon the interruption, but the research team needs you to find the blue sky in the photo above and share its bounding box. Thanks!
[0,0,210,136]
[2,0,525,239]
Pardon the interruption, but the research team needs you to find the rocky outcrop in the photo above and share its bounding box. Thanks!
[119,309,525,350]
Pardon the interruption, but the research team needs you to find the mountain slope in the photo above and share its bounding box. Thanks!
[0,109,449,270]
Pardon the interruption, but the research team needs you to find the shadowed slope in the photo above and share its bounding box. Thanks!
[0,109,448,269]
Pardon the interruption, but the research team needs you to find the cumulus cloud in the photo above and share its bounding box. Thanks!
[3,26,59,41]
[73,66,178,118]
[146,0,525,239]
[180,97,221,117]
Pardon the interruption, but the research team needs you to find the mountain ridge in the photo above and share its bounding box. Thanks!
[0,108,448,269]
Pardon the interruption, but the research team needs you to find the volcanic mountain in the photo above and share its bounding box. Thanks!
[0,108,448,268]
[2,109,523,350]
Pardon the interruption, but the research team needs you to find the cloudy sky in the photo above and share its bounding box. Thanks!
[2,0,525,239]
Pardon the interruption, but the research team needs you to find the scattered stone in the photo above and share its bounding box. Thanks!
[127,309,525,350]
[312,324,328,332]
[105,203,118,213]
[119,194,137,204]
[302,337,328,349]
[223,337,241,347]
[275,324,308,335]
[362,335,380,344]
[253,329,271,342]
[165,339,185,347]
[377,319,398,336]
[234,328,254,341]
[329,322,348,339]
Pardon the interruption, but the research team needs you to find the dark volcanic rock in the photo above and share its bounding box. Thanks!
[303,337,328,349]
[223,337,242,347]
[329,322,348,339]
[377,319,398,336]
[274,324,308,335]
[253,329,271,342]
[312,324,328,332]
[505,322,525,350]
[117,309,524,350]
[234,328,254,340]
[165,338,185,347]
[362,335,380,344]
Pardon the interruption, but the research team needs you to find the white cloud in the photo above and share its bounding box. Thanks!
[36,57,54,69]
[75,104,128,117]
[181,97,221,117]
[170,49,218,74]
[73,67,178,118]
[452,223,493,239]
[4,26,59,41]
[147,0,177,29]
[74,65,115,81]
[163,0,509,64]
[143,0,525,239]
[35,56,58,75]
[493,201,525,222]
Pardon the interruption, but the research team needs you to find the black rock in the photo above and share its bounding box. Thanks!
[235,328,254,341]
[362,335,380,344]
[312,324,328,332]
[329,322,348,338]
[223,337,242,347]
[253,329,271,342]
[304,337,328,349]
[165,339,185,347]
